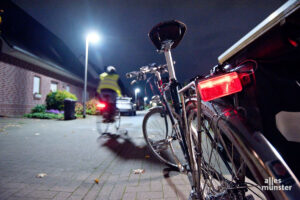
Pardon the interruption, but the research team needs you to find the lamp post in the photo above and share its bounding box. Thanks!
[144,97,148,105]
[135,88,140,104]
[83,32,100,118]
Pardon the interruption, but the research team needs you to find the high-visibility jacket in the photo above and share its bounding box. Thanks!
[97,72,122,97]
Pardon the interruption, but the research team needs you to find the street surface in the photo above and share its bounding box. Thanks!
[0,111,191,200]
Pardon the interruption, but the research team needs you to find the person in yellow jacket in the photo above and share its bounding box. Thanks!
[97,66,125,121]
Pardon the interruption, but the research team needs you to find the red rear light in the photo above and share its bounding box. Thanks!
[288,38,298,47]
[197,72,242,102]
[97,102,106,110]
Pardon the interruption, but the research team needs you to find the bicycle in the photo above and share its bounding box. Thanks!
[176,2,300,199]
[179,62,300,200]
[126,63,187,169]
[145,2,300,198]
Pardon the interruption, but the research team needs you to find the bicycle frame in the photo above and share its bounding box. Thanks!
[157,40,202,196]
[178,76,300,199]
[149,63,193,173]
[163,41,182,115]
[179,81,203,197]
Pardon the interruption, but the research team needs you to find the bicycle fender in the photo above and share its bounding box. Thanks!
[204,100,300,200]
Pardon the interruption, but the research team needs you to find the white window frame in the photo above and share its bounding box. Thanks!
[33,76,41,94]
[50,81,58,92]
[66,85,70,92]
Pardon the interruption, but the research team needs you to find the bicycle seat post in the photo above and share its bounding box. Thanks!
[162,40,177,81]
[161,40,182,114]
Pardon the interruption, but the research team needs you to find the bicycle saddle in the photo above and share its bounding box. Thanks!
[149,20,187,51]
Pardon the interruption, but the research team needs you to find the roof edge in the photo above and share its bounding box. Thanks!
[1,37,97,88]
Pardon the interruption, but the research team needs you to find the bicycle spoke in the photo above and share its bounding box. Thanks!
[190,114,262,200]
[247,185,265,200]
[150,139,169,151]
[202,146,215,192]
[143,107,186,168]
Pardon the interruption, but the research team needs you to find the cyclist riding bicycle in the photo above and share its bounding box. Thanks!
[97,66,125,122]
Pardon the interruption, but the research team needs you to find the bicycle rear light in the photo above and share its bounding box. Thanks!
[96,102,106,110]
[197,72,242,102]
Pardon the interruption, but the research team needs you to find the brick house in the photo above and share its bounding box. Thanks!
[0,1,101,116]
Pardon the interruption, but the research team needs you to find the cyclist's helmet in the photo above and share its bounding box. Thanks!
[106,66,116,74]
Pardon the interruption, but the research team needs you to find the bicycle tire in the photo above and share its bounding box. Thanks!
[115,109,121,131]
[142,106,185,168]
[96,115,109,134]
[96,109,121,135]
[186,102,268,200]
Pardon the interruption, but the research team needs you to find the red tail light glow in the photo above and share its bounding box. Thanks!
[197,72,242,102]
[97,102,106,110]
[288,38,298,47]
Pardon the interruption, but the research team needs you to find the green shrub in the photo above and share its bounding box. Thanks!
[74,99,99,115]
[86,98,98,115]
[144,105,150,110]
[45,92,58,110]
[31,104,46,113]
[46,90,77,110]
[86,108,96,115]
[75,102,83,115]
[75,113,83,118]
[24,112,63,119]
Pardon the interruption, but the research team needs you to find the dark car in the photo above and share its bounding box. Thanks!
[116,97,136,116]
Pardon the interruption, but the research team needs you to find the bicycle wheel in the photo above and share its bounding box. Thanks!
[143,107,186,168]
[96,115,110,134]
[96,110,120,135]
[187,103,267,200]
[114,109,121,131]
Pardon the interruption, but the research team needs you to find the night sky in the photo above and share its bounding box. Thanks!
[12,0,285,94]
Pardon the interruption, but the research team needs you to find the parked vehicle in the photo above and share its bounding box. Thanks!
[116,97,136,116]
[149,95,162,107]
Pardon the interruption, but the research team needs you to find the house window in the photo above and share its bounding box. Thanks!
[33,76,41,94]
[66,85,70,92]
[50,82,58,92]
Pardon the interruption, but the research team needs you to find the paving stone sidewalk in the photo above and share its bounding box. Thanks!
[0,113,191,200]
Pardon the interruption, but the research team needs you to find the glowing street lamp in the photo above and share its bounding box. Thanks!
[144,97,148,104]
[135,88,140,104]
[87,32,100,44]
[83,32,101,118]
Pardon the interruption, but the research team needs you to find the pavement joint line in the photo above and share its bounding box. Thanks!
[3,184,27,199]
[120,185,127,200]
[90,173,113,200]
[127,171,133,181]
[0,114,191,200]
[135,191,138,200]
[70,135,124,198]
[52,191,59,199]
[150,170,163,192]
[82,135,132,200]
[162,181,165,200]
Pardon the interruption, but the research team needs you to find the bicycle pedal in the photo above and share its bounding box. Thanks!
[180,164,189,173]
[189,189,200,200]
[178,165,185,173]
[166,136,173,142]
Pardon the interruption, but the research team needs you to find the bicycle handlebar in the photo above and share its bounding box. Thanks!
[126,63,169,80]
[126,71,141,79]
